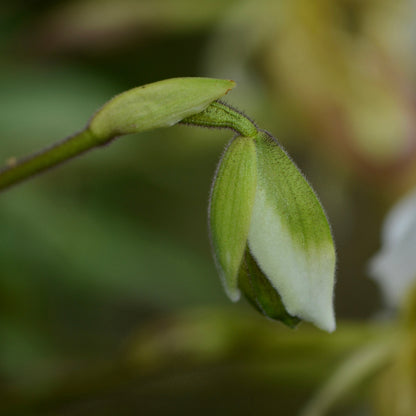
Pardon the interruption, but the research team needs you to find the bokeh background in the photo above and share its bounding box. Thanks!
[2,1,416,414]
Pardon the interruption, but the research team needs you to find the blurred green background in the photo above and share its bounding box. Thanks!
[2,0,416,414]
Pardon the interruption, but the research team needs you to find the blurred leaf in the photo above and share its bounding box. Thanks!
[301,339,396,416]
[27,0,237,52]
[2,310,391,415]
[0,65,116,153]
[0,188,224,306]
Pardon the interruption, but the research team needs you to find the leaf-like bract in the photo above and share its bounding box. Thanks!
[89,78,235,140]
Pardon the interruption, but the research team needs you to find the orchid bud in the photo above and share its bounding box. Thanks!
[207,123,336,332]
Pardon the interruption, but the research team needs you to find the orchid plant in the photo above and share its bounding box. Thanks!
[0,77,336,332]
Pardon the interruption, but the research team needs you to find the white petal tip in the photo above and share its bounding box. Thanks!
[292,301,336,333]
[321,321,336,333]
[313,311,336,333]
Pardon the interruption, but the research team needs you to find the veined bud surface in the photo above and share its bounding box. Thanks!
[209,131,336,332]
[89,78,235,140]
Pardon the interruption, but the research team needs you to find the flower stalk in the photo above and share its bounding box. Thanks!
[0,77,235,192]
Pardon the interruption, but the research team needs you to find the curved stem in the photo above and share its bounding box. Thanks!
[0,128,109,192]
[180,101,258,137]
[0,101,255,193]
[0,78,236,192]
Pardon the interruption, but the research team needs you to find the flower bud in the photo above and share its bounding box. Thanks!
[209,130,336,332]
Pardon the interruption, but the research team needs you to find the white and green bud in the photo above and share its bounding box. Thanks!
[184,103,336,332]
[246,131,336,332]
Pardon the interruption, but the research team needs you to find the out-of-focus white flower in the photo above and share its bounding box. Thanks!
[369,188,416,307]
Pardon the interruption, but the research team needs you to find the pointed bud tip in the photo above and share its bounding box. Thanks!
[319,318,336,333]
[311,308,336,333]
[224,285,241,303]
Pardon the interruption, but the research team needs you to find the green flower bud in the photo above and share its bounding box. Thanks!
[209,129,336,332]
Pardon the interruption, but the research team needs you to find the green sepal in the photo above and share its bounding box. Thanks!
[238,246,300,328]
[209,135,257,301]
[89,77,235,141]
[248,130,336,332]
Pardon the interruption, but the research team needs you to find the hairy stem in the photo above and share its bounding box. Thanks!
[180,101,258,137]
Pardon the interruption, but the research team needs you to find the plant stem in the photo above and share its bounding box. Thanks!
[181,101,258,137]
[0,127,109,192]
[0,78,236,192]
[0,101,257,193]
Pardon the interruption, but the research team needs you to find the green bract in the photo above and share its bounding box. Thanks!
[89,78,236,140]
